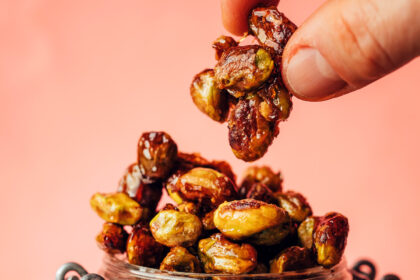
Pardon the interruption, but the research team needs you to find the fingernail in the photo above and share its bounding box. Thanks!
[285,48,347,100]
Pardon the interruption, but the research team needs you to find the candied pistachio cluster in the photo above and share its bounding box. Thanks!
[190,6,297,162]
[90,131,350,274]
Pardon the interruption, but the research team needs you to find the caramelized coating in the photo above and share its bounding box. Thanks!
[95,222,128,254]
[90,192,142,225]
[249,6,297,56]
[239,165,283,197]
[298,216,320,249]
[269,246,314,273]
[175,167,237,210]
[214,199,289,241]
[245,183,277,205]
[137,132,178,181]
[208,160,237,184]
[198,233,257,274]
[176,152,237,183]
[161,203,178,211]
[118,163,163,214]
[160,246,202,273]
[214,46,274,93]
[166,170,186,205]
[228,95,275,162]
[201,209,216,231]
[212,35,238,60]
[258,78,292,122]
[314,212,349,268]
[178,202,200,216]
[275,191,312,222]
[126,224,165,267]
[190,69,229,122]
[150,209,202,247]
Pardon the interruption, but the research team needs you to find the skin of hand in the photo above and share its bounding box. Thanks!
[221,0,420,101]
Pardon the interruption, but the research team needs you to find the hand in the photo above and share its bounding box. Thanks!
[221,0,420,101]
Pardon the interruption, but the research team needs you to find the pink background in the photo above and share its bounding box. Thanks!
[1,0,419,279]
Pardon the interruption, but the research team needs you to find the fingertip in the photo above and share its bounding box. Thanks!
[221,0,279,36]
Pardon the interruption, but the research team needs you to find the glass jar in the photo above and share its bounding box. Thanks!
[98,253,371,280]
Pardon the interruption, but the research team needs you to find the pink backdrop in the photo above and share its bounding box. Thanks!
[1,0,419,279]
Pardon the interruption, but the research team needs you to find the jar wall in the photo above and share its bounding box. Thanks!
[98,253,357,280]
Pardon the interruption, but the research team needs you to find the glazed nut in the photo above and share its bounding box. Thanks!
[258,79,293,122]
[297,216,320,249]
[201,209,216,231]
[269,246,314,273]
[175,167,237,209]
[190,69,229,123]
[213,199,289,241]
[150,209,202,247]
[314,212,349,268]
[249,6,297,56]
[198,233,257,274]
[228,94,275,162]
[160,246,202,273]
[95,222,128,254]
[275,191,312,222]
[90,192,142,225]
[214,45,274,93]
[126,224,165,267]
[208,160,237,184]
[118,163,163,213]
[245,182,277,205]
[177,201,200,216]
[239,165,283,197]
[137,131,178,181]
[212,35,238,60]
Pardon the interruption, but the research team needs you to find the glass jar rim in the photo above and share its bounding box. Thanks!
[102,253,348,279]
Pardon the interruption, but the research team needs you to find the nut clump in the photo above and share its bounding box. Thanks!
[190,6,296,161]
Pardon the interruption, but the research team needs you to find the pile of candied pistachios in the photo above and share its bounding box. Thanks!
[90,131,349,274]
[191,6,297,162]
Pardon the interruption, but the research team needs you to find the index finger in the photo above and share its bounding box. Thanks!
[221,0,280,36]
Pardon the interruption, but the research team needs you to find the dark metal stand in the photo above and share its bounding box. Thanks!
[352,260,400,280]
[55,262,104,280]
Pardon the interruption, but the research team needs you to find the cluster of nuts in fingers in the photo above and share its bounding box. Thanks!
[90,131,349,274]
[190,6,297,162]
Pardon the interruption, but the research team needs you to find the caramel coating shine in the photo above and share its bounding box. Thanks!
[118,163,162,219]
[270,246,314,273]
[275,191,312,222]
[198,233,257,274]
[228,95,275,162]
[126,224,165,267]
[249,6,297,56]
[137,131,178,181]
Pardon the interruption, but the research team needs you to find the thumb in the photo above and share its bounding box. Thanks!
[282,0,420,101]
